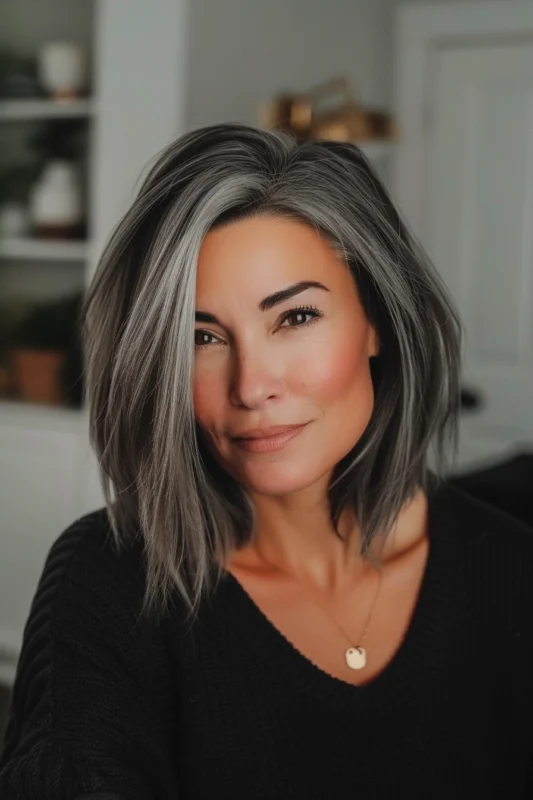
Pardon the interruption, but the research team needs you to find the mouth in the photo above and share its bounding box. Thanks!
[231,423,309,454]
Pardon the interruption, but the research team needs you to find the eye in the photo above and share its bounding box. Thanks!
[194,330,223,348]
[278,305,323,330]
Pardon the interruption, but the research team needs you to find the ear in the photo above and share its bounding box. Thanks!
[367,324,380,358]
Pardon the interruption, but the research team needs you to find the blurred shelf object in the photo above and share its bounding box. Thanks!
[259,75,397,145]
[0,237,89,262]
[0,97,95,122]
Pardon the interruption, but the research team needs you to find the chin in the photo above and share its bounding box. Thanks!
[235,460,329,497]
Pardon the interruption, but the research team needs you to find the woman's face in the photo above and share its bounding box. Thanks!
[193,215,378,497]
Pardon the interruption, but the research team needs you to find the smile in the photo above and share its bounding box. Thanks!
[232,424,308,453]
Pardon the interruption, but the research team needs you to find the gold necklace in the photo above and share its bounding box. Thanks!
[259,552,384,671]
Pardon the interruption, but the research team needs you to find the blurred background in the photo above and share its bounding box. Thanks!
[1,0,532,745]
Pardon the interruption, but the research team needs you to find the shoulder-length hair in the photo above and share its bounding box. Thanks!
[81,122,461,620]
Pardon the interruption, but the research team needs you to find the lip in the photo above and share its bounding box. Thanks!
[231,423,308,453]
[233,424,306,439]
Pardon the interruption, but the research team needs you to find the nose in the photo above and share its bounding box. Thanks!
[229,342,283,409]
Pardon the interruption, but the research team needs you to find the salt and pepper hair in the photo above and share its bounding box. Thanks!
[82,122,461,620]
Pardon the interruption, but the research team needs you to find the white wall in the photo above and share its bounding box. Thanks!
[186,0,397,130]
[185,0,500,131]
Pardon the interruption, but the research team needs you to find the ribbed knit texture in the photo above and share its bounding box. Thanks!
[1,479,532,799]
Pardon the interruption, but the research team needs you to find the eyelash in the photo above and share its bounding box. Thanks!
[194,304,323,349]
[279,304,323,330]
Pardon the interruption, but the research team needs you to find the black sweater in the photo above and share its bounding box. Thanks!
[1,479,533,799]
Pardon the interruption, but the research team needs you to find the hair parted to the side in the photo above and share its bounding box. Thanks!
[81,122,462,622]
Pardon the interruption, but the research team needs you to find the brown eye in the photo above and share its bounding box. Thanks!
[284,311,312,327]
[279,305,323,329]
[194,330,218,347]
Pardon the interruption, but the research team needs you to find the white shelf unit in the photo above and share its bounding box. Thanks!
[0,0,190,690]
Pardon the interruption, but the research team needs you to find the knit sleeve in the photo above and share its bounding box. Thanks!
[0,511,179,800]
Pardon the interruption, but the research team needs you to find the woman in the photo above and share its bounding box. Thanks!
[1,123,532,799]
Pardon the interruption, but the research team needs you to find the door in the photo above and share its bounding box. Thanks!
[425,41,533,468]
[394,3,533,470]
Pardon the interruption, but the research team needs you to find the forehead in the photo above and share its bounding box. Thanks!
[195,216,346,301]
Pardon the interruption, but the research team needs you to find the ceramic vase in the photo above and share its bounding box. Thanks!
[38,41,86,100]
[29,160,83,239]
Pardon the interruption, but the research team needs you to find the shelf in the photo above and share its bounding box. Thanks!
[0,238,89,262]
[0,97,95,122]
[0,399,85,433]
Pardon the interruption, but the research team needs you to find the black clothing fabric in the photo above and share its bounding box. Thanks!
[1,479,532,799]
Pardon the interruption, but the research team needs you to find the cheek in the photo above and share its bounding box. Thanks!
[193,367,223,427]
[296,336,372,403]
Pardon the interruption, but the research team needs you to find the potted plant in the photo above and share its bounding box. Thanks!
[9,292,83,406]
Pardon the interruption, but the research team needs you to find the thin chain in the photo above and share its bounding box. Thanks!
[294,563,384,649]
[355,566,383,647]
[258,552,384,649]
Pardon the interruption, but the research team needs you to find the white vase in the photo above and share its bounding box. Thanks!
[38,41,86,100]
[29,160,83,239]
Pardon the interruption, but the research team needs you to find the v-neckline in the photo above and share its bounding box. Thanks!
[219,477,461,708]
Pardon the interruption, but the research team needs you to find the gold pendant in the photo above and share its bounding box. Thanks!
[345,646,366,670]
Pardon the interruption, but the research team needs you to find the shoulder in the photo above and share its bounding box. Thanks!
[11,507,174,729]
[436,478,533,583]
[36,507,148,618]
[44,506,145,591]
[47,504,140,564]
[1,509,179,794]
[21,506,164,679]
[444,478,533,543]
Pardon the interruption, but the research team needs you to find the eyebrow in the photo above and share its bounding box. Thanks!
[195,280,329,324]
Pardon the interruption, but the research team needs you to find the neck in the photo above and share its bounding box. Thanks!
[237,482,428,592]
